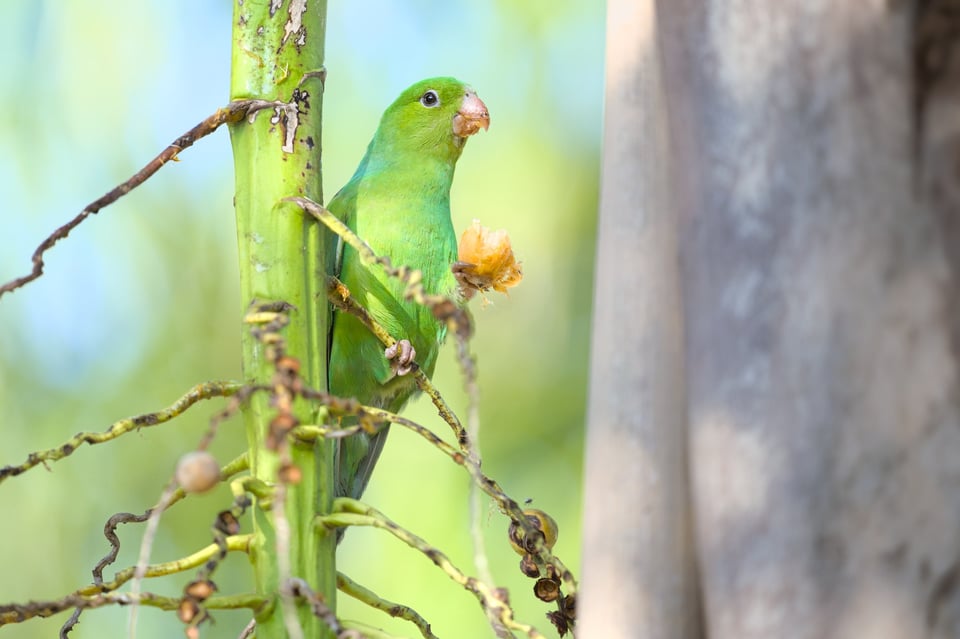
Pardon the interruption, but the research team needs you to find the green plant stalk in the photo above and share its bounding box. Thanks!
[228,1,332,637]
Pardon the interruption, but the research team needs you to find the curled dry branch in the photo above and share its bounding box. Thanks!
[0,66,324,301]
[0,100,295,299]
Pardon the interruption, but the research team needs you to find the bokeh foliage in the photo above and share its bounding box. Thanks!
[0,2,601,637]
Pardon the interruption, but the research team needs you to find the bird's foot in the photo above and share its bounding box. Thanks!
[385,339,417,376]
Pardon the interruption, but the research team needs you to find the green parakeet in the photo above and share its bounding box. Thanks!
[327,77,489,501]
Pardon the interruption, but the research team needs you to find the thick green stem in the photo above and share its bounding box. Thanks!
[228,1,332,637]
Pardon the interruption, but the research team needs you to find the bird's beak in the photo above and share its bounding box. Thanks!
[452,91,490,138]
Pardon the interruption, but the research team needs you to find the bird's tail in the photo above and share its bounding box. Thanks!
[334,424,390,544]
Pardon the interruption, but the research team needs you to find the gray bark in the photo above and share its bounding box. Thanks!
[583,1,960,637]
[580,1,701,637]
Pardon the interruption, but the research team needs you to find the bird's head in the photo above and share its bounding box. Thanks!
[376,77,490,161]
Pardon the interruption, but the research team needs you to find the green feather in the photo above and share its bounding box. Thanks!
[327,77,484,500]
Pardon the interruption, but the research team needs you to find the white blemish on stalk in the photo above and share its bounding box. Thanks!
[254,261,270,273]
[272,104,299,153]
[238,98,300,154]
[282,0,307,47]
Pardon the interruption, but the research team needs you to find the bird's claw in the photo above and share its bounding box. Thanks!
[385,339,416,376]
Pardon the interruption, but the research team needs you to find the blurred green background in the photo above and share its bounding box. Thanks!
[0,2,602,637]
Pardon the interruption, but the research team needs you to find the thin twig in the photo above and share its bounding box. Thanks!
[59,608,82,639]
[0,592,265,626]
[274,484,305,639]
[93,511,151,587]
[128,480,178,638]
[296,392,464,463]
[456,336,496,587]
[0,100,291,299]
[287,578,351,637]
[337,572,439,639]
[339,620,400,639]
[197,384,270,452]
[0,381,241,484]
[237,618,257,639]
[76,535,251,598]
[319,499,546,639]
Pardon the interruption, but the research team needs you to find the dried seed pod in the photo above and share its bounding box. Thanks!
[270,413,298,433]
[431,298,459,322]
[175,452,220,494]
[527,509,559,548]
[534,577,561,603]
[184,578,217,602]
[215,510,241,536]
[267,413,299,450]
[178,598,200,624]
[508,508,559,555]
[519,553,540,578]
[278,462,302,484]
[547,609,571,637]
[276,355,301,376]
[563,593,577,620]
[545,562,560,581]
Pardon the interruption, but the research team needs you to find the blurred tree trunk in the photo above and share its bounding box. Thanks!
[580,1,702,637]
[583,1,960,637]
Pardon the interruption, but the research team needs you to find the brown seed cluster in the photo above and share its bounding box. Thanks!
[505,508,575,634]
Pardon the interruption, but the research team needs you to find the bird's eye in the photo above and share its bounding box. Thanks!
[420,90,440,108]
